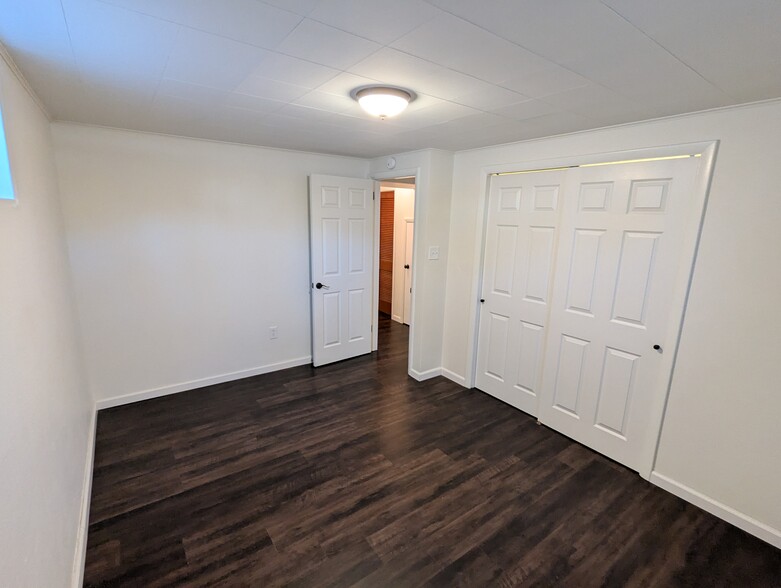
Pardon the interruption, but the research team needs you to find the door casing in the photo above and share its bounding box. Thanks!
[371,169,420,378]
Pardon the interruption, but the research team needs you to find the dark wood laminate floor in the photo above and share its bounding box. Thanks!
[84,316,780,587]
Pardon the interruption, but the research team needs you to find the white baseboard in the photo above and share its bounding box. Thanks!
[650,472,781,549]
[409,367,470,386]
[441,368,468,388]
[72,407,97,587]
[409,367,442,381]
[95,356,312,410]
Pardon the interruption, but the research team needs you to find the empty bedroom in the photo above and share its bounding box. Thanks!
[0,0,779,586]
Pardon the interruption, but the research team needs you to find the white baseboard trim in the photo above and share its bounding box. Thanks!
[441,368,468,388]
[95,356,312,410]
[409,367,442,381]
[409,367,470,386]
[650,471,781,549]
[72,407,97,587]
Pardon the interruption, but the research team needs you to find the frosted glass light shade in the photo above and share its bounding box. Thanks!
[355,87,412,119]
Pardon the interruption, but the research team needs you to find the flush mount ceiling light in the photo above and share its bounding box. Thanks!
[351,86,416,120]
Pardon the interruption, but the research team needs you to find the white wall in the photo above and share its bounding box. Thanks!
[0,55,92,586]
[441,100,781,542]
[389,187,414,324]
[53,124,368,405]
[370,150,453,379]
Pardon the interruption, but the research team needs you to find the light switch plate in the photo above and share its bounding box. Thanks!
[428,246,440,260]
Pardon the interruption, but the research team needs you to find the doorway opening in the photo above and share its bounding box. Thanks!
[377,177,415,341]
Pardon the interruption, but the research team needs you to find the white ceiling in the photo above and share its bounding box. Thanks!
[1,0,780,157]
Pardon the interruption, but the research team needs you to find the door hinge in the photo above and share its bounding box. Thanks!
[373,191,376,200]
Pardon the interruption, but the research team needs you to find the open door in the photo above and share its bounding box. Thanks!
[309,174,375,367]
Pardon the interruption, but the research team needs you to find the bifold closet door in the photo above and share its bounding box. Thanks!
[537,157,701,471]
[475,170,566,416]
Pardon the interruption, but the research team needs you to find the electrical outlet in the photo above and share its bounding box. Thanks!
[269,326,278,340]
[428,245,440,260]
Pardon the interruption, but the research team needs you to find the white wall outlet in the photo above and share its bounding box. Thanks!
[428,245,440,260]
[269,326,278,340]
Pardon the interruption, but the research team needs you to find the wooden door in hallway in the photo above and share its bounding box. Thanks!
[379,190,394,315]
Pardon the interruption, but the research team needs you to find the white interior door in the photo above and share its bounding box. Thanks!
[309,174,374,367]
[537,157,701,471]
[475,170,566,415]
[403,219,414,325]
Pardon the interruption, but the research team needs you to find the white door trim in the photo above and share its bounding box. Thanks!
[372,167,420,378]
[466,140,719,478]
[371,180,381,351]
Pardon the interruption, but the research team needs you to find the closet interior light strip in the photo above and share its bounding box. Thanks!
[493,166,574,176]
[493,153,701,176]
[580,154,699,167]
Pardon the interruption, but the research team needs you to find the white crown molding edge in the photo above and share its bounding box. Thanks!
[0,41,51,120]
